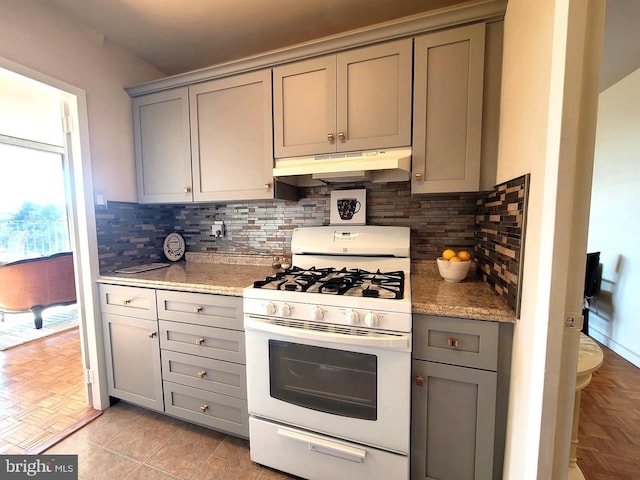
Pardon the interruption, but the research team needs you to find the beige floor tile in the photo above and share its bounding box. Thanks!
[105,424,168,462]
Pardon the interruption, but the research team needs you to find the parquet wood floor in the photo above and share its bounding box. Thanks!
[0,327,101,454]
[577,341,640,480]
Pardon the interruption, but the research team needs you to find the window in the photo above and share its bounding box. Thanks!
[0,140,69,262]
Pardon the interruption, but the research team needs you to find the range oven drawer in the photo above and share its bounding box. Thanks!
[249,416,408,480]
[164,381,248,438]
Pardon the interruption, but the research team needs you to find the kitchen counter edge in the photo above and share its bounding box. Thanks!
[97,262,516,323]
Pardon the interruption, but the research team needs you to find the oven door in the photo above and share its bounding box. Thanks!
[244,315,411,454]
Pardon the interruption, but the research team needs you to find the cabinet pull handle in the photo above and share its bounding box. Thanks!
[415,375,425,387]
[338,131,346,140]
[194,306,203,313]
[123,299,131,305]
[195,338,205,345]
[448,337,460,348]
[414,172,423,181]
[184,186,191,193]
[197,370,206,378]
[148,332,157,338]
[327,133,335,142]
[200,404,208,413]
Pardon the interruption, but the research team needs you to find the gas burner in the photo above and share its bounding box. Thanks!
[253,267,404,299]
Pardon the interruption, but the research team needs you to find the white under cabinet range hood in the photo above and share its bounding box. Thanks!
[273,147,412,186]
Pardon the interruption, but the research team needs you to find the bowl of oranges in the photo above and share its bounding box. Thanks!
[437,249,472,282]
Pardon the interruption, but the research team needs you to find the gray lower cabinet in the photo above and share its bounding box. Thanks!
[100,284,164,412]
[99,284,248,437]
[411,315,512,480]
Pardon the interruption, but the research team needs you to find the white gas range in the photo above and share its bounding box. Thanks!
[243,225,411,480]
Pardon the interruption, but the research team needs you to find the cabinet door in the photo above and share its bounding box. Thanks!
[412,23,486,194]
[336,39,412,152]
[273,56,336,158]
[190,70,274,202]
[102,312,164,412]
[133,88,193,203]
[411,359,497,480]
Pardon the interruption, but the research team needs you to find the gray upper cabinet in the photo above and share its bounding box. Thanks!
[133,88,193,203]
[190,70,275,202]
[273,39,413,158]
[412,23,486,194]
[133,71,275,203]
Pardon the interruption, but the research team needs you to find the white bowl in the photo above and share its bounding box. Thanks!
[437,258,471,282]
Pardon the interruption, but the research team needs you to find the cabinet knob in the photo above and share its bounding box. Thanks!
[327,133,335,142]
[194,306,203,313]
[264,182,271,189]
[338,131,346,140]
[148,331,157,338]
[415,375,425,387]
[184,186,191,193]
[447,337,460,348]
[200,404,208,413]
[195,338,205,345]
[414,172,423,181]
[197,370,206,378]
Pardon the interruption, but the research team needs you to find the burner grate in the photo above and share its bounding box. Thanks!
[253,267,405,299]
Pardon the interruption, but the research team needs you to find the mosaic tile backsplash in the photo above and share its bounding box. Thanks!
[96,177,529,315]
[474,174,529,316]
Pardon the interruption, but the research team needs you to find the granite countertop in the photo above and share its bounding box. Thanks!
[411,263,516,322]
[98,254,276,296]
[98,254,516,322]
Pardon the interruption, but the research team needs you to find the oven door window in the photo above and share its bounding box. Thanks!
[269,340,377,420]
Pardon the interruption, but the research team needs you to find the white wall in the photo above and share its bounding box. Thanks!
[588,67,640,367]
[0,0,163,202]
[499,0,604,478]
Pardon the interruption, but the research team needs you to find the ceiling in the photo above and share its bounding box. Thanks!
[42,0,640,89]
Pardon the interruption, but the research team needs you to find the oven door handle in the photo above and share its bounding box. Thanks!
[277,426,366,463]
[244,316,411,351]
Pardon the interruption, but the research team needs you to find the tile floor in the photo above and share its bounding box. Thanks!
[45,401,297,480]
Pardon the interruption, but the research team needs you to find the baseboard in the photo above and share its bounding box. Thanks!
[588,328,640,368]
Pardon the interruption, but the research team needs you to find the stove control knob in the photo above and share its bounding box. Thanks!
[279,304,292,317]
[310,307,324,321]
[346,310,360,325]
[263,302,276,315]
[364,311,379,327]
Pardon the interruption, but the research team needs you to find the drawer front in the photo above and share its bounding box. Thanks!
[157,290,243,330]
[99,284,157,320]
[162,350,247,399]
[163,381,248,438]
[413,315,499,371]
[159,320,245,364]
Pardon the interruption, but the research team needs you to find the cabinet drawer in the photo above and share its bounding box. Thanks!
[157,290,243,330]
[163,381,248,438]
[99,284,157,320]
[159,320,245,364]
[413,315,499,371]
[162,350,246,399]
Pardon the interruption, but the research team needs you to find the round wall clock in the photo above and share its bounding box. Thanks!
[163,233,186,262]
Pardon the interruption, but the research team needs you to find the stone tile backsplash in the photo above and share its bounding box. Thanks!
[96,177,528,316]
[475,174,529,316]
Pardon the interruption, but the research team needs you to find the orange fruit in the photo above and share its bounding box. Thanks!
[449,256,463,262]
[458,250,471,261]
[442,249,457,260]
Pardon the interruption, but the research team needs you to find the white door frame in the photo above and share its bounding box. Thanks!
[0,57,109,410]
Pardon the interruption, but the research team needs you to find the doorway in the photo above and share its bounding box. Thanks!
[0,60,107,414]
